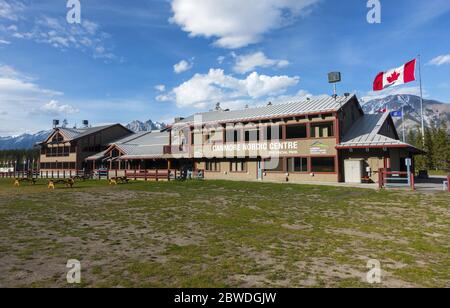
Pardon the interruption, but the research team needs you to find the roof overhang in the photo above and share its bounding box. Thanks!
[336,144,425,154]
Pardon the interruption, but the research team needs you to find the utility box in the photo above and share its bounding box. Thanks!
[344,159,364,184]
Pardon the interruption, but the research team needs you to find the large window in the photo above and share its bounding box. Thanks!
[225,129,242,143]
[264,158,284,172]
[205,161,220,172]
[287,157,308,173]
[263,125,283,141]
[245,129,260,142]
[311,157,335,173]
[310,122,334,138]
[230,160,247,172]
[286,124,307,139]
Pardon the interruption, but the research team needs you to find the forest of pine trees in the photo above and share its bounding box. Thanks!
[0,149,40,170]
[407,122,450,172]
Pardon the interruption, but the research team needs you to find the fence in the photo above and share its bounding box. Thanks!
[125,169,177,181]
[378,169,415,190]
[0,170,92,180]
[124,169,205,181]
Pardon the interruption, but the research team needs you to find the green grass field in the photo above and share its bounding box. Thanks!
[0,178,448,288]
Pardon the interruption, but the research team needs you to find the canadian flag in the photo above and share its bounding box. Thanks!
[373,59,416,91]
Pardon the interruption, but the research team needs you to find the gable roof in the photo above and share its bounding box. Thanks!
[42,124,131,144]
[86,131,170,161]
[174,95,357,127]
[338,113,422,152]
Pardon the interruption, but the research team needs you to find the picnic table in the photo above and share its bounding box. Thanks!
[71,174,91,181]
[48,179,75,190]
[109,177,130,185]
[13,178,37,187]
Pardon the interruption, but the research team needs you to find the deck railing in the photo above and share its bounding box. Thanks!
[125,169,177,181]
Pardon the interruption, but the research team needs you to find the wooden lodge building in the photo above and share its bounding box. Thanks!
[37,124,132,175]
[80,94,422,184]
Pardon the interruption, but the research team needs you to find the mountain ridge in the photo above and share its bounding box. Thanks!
[0,120,168,150]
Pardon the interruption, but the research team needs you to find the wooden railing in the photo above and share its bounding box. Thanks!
[0,170,92,179]
[125,169,177,181]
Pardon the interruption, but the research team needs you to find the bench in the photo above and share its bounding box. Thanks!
[109,177,130,185]
[13,178,37,187]
[48,179,75,190]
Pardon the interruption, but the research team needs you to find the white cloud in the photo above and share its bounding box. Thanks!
[163,68,299,108]
[0,0,24,21]
[173,59,193,74]
[0,64,65,135]
[233,51,290,74]
[217,56,226,64]
[169,0,319,49]
[0,39,10,44]
[37,100,79,116]
[155,84,166,92]
[156,94,172,102]
[428,54,450,66]
[0,13,116,60]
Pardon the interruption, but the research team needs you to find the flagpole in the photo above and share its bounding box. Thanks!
[402,105,406,142]
[417,54,425,146]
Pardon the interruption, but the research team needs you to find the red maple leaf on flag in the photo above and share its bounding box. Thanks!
[387,71,400,83]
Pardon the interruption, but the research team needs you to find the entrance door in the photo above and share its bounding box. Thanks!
[344,160,363,183]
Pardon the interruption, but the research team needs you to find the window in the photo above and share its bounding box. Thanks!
[263,125,283,141]
[311,157,335,173]
[310,122,334,138]
[245,129,260,142]
[233,130,241,143]
[230,160,247,172]
[225,130,242,143]
[264,158,284,172]
[286,124,307,139]
[205,161,220,172]
[52,133,64,143]
[287,157,308,173]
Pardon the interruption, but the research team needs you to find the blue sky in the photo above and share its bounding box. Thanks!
[0,0,449,136]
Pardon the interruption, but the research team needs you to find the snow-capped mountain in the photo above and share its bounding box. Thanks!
[0,130,52,151]
[361,95,450,131]
[126,120,167,132]
[0,120,168,150]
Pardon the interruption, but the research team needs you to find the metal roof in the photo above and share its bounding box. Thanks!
[175,95,355,126]
[338,113,419,149]
[57,124,125,141]
[87,131,170,160]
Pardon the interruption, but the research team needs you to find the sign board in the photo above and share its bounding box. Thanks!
[405,158,412,167]
[310,141,329,154]
[328,72,342,84]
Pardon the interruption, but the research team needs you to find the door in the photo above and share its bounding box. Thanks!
[344,160,363,183]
